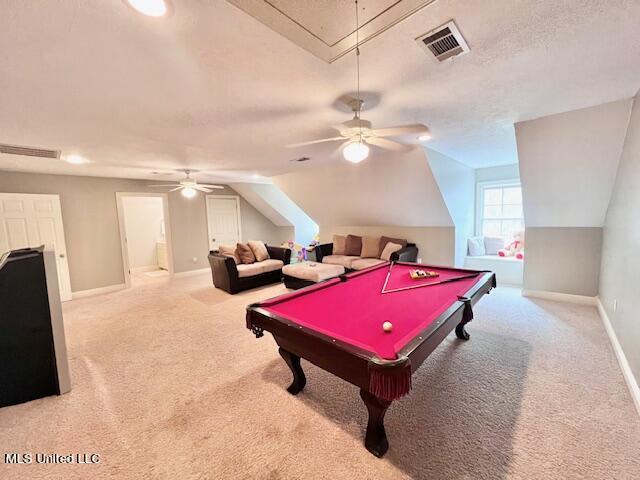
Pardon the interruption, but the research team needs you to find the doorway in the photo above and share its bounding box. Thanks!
[116,193,174,288]
[205,195,241,250]
[0,193,72,301]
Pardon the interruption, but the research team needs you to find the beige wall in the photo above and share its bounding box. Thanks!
[599,93,640,381]
[320,226,455,266]
[516,99,631,227]
[523,227,603,296]
[0,170,290,292]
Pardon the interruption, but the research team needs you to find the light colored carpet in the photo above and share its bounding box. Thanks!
[1,273,639,479]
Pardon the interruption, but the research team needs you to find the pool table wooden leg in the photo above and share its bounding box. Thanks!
[360,389,392,458]
[278,347,306,395]
[455,322,470,340]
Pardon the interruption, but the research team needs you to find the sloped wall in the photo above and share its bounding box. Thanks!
[232,183,318,245]
[273,148,455,264]
[599,93,640,383]
[426,148,475,266]
[273,149,452,227]
[515,99,632,295]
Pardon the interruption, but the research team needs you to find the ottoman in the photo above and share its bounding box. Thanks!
[282,262,345,290]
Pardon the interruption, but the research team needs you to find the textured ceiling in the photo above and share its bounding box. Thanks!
[1,0,639,184]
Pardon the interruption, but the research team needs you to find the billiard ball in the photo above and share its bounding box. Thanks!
[383,321,393,333]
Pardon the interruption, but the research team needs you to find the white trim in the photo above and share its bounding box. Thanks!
[173,267,210,278]
[521,289,597,305]
[115,192,175,289]
[205,194,242,250]
[72,283,126,299]
[596,298,640,417]
[131,265,162,273]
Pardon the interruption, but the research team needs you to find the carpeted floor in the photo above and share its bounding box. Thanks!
[1,272,639,479]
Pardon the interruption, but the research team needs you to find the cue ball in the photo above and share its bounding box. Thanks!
[383,321,393,333]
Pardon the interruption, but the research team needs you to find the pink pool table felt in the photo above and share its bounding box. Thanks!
[259,263,482,360]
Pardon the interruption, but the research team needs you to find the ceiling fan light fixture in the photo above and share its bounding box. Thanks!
[127,0,167,17]
[181,187,197,198]
[418,133,432,142]
[343,141,369,163]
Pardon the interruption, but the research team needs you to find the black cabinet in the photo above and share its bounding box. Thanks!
[0,247,71,408]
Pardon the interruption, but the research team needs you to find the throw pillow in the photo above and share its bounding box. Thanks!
[380,242,403,261]
[344,234,363,256]
[218,244,240,264]
[360,236,381,258]
[467,236,486,256]
[236,242,256,264]
[248,240,269,262]
[484,236,505,255]
[378,236,407,258]
[333,235,347,255]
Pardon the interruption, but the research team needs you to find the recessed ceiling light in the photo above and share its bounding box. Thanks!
[127,0,167,17]
[418,133,432,142]
[65,154,89,165]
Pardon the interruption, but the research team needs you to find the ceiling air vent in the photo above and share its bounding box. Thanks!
[0,143,61,159]
[416,20,469,62]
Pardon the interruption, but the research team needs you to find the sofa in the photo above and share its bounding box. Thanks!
[314,234,418,271]
[208,243,291,294]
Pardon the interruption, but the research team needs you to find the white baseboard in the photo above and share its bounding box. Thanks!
[522,289,597,306]
[173,267,210,278]
[131,265,160,273]
[597,298,640,417]
[72,283,126,299]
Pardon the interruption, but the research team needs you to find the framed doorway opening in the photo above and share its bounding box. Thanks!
[116,192,174,289]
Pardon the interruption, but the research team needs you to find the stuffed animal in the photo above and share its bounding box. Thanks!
[498,231,525,259]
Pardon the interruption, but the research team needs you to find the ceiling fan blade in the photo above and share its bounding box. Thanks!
[370,124,429,137]
[169,186,183,192]
[197,184,225,189]
[194,186,213,193]
[147,184,182,187]
[366,137,413,152]
[286,137,346,148]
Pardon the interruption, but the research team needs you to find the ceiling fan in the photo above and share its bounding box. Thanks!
[147,169,224,198]
[286,0,431,164]
[287,98,430,162]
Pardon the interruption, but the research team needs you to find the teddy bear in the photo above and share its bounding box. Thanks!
[498,230,525,259]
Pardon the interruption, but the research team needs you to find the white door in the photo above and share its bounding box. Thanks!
[206,196,241,250]
[0,193,72,301]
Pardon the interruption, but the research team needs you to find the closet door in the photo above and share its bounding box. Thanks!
[0,194,72,300]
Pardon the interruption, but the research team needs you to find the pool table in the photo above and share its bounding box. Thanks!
[246,261,496,457]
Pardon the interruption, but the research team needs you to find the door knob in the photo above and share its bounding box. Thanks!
[212,238,216,242]
[59,253,65,258]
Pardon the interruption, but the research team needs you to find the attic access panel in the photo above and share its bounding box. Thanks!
[226,0,438,63]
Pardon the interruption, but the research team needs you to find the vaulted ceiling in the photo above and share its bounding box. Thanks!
[1,0,639,183]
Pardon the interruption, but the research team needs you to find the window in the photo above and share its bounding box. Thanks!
[476,182,524,240]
